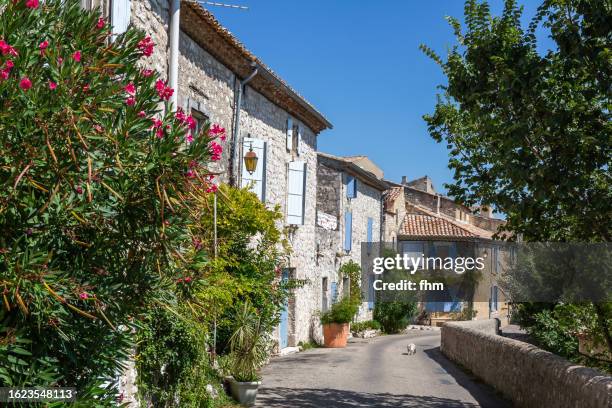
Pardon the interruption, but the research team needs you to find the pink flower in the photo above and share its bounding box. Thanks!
[124,82,136,95]
[177,278,183,283]
[75,186,83,194]
[25,0,39,8]
[206,183,218,193]
[83,84,90,92]
[19,77,32,90]
[39,40,49,55]
[141,69,153,77]
[186,169,196,179]
[137,110,146,118]
[155,128,164,139]
[186,115,196,130]
[189,160,198,169]
[79,292,89,300]
[209,123,226,141]
[48,81,57,90]
[126,96,136,106]
[96,17,105,29]
[185,133,194,144]
[57,57,63,65]
[151,118,163,129]
[0,40,18,57]
[93,124,103,133]
[72,50,81,62]
[137,36,155,57]
[209,141,223,161]
[5,60,13,69]
[184,276,192,283]
[0,70,9,80]
[155,80,173,101]
[175,108,186,123]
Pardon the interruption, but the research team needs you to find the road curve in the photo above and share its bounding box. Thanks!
[256,331,510,407]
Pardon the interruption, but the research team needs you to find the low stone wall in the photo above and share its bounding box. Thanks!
[441,320,612,408]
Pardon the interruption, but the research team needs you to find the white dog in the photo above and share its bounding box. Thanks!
[407,343,417,355]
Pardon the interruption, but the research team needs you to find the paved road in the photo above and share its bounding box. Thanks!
[256,331,510,408]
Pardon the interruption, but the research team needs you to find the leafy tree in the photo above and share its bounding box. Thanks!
[0,0,223,402]
[421,0,611,357]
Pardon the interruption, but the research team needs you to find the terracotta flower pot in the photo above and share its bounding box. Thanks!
[323,322,349,348]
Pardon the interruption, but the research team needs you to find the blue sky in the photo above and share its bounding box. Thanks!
[210,1,552,195]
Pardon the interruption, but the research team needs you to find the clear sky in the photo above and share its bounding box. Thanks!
[210,1,552,195]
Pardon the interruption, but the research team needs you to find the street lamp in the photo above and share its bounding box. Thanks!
[243,143,258,174]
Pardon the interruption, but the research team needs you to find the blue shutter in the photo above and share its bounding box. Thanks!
[367,217,373,254]
[344,212,352,251]
[346,175,356,198]
[368,275,375,310]
[493,286,498,311]
[111,0,131,37]
[331,282,338,304]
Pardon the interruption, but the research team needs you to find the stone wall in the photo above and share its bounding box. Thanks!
[441,320,612,408]
[315,157,384,324]
[129,0,324,348]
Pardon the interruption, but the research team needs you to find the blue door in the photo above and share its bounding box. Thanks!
[279,270,289,349]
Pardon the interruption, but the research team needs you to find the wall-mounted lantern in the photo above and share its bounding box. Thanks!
[243,143,258,174]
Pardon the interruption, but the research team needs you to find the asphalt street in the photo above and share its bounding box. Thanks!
[256,331,511,408]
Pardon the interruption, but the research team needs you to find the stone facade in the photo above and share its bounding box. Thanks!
[315,154,387,330]
[441,320,612,408]
[389,176,510,326]
[117,0,331,350]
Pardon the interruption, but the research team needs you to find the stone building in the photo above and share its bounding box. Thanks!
[315,153,388,327]
[388,176,510,326]
[89,0,333,351]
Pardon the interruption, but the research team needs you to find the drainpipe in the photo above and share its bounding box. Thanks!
[230,64,258,186]
[168,0,180,110]
[436,194,440,214]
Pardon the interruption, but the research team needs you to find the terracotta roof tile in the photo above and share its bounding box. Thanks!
[400,213,476,239]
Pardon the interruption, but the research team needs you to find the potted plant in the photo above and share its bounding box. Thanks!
[227,302,270,406]
[320,297,359,348]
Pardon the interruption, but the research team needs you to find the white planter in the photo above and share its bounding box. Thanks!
[229,378,261,406]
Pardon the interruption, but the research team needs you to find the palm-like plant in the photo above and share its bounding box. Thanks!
[228,302,270,382]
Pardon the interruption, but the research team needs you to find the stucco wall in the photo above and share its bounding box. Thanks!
[441,320,612,408]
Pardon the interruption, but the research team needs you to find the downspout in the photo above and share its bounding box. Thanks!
[169,0,180,110]
[230,64,258,186]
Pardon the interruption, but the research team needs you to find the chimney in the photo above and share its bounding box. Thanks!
[401,176,408,185]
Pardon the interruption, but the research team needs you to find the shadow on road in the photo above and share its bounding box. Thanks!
[257,387,480,407]
[423,347,511,408]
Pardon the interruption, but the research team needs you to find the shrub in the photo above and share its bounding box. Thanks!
[227,302,270,383]
[0,0,221,401]
[320,298,359,325]
[374,301,417,334]
[351,320,381,333]
[189,185,293,355]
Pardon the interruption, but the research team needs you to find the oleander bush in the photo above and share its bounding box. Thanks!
[0,0,223,404]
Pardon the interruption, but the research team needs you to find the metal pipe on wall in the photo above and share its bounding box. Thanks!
[169,0,181,110]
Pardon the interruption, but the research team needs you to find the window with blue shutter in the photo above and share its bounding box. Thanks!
[346,175,356,198]
[368,275,375,310]
[490,286,499,312]
[331,282,338,304]
[287,161,306,225]
[111,0,131,37]
[367,217,373,254]
[344,211,352,252]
